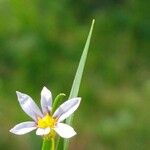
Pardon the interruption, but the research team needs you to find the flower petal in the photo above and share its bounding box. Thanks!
[41,87,52,114]
[16,91,43,121]
[53,97,81,122]
[36,127,50,135]
[54,123,76,138]
[10,121,37,135]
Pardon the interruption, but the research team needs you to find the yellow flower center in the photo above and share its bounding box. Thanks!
[37,114,57,139]
[38,114,57,128]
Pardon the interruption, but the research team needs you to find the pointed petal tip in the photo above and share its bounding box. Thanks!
[9,128,18,134]
[54,123,77,138]
[16,91,21,95]
[71,130,77,138]
[16,91,23,100]
[41,86,52,114]
[73,97,81,101]
[9,122,37,135]
[42,86,49,92]
[41,86,52,99]
[9,127,19,135]
[42,86,46,90]
[77,97,81,102]
[9,128,13,133]
[16,91,43,120]
[73,97,81,107]
[16,91,24,99]
[53,97,81,122]
[72,97,82,106]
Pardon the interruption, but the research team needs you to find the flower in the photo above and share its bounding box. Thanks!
[10,87,81,139]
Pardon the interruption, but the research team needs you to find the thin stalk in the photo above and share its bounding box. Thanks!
[42,138,55,150]
[51,138,55,150]
[42,139,49,150]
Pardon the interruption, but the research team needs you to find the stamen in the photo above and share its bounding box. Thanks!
[37,114,56,128]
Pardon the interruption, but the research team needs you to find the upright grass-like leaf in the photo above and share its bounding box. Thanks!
[64,19,95,150]
[67,19,95,124]
[57,19,95,150]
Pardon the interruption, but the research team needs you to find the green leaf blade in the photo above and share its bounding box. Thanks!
[68,19,95,100]
[64,19,95,150]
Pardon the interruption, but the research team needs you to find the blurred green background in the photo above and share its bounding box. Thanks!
[0,0,149,149]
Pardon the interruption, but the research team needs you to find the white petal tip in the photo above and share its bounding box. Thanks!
[43,86,47,89]
[62,132,77,139]
[9,122,37,135]
[55,123,77,138]
[42,86,49,93]
[9,128,19,135]
[41,86,52,114]
[41,86,52,99]
[9,128,13,133]
[16,91,24,99]
[68,131,77,138]
[53,97,81,122]
[77,97,81,102]
[9,128,21,135]
[75,97,82,108]
[16,91,21,95]
[72,97,82,104]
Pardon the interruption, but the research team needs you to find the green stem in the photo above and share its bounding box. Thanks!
[41,138,55,150]
[51,138,55,150]
[42,139,48,150]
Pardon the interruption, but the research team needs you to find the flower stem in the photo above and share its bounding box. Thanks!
[42,138,55,150]
[51,138,55,150]
[42,139,49,150]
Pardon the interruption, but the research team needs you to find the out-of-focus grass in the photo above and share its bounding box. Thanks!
[0,0,149,149]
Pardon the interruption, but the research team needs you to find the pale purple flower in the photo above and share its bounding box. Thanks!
[10,87,81,139]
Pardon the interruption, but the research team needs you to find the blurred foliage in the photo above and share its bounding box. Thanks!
[0,0,149,150]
